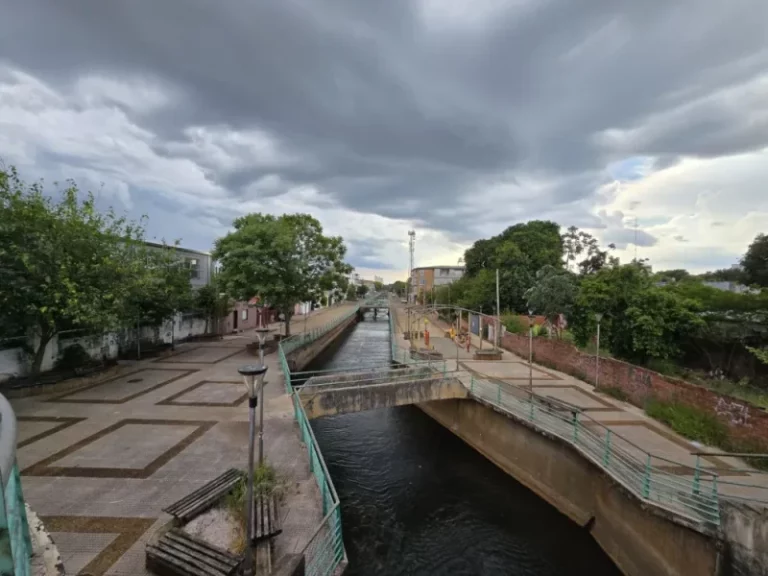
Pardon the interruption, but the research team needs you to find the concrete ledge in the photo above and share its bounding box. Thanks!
[285,314,358,372]
[300,369,468,419]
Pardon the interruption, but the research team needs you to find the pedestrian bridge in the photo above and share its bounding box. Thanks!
[297,365,467,419]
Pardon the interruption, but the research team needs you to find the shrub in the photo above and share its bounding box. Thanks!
[600,386,629,402]
[503,315,526,334]
[55,344,93,371]
[645,398,728,446]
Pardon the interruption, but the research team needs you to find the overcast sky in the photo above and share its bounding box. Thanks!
[1,1,767,282]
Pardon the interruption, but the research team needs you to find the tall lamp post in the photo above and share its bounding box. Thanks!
[528,309,535,395]
[253,328,273,465]
[238,363,268,576]
[594,313,603,389]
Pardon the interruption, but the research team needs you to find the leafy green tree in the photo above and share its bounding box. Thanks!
[461,220,562,313]
[697,267,745,283]
[391,280,407,297]
[0,167,144,374]
[122,244,193,335]
[524,265,577,336]
[562,226,617,275]
[346,284,357,301]
[653,269,691,283]
[214,213,351,336]
[571,263,702,363]
[194,282,233,334]
[742,233,768,287]
[373,281,383,291]
[356,284,370,298]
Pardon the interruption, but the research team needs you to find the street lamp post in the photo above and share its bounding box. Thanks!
[528,309,535,395]
[253,328,273,465]
[237,363,268,576]
[594,313,603,389]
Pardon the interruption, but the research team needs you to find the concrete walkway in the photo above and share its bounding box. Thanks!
[13,303,356,576]
[392,304,768,504]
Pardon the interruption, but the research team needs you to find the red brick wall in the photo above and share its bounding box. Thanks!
[495,331,768,445]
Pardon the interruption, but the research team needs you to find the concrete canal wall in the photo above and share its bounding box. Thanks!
[418,397,722,576]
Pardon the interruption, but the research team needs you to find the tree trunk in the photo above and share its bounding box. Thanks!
[204,316,209,335]
[284,310,292,336]
[31,331,54,376]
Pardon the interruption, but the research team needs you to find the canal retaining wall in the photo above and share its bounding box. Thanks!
[285,313,359,372]
[418,397,722,576]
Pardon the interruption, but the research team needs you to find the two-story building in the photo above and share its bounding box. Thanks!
[409,266,465,303]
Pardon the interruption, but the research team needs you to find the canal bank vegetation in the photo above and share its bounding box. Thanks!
[226,462,286,553]
[420,220,768,459]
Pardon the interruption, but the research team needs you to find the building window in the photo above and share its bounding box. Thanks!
[242,309,248,321]
[187,258,200,279]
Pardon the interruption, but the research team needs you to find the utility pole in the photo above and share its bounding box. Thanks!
[495,269,501,351]
[408,230,416,305]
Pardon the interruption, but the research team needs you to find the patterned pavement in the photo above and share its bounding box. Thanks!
[13,304,355,576]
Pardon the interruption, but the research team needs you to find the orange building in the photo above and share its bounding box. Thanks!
[409,266,464,303]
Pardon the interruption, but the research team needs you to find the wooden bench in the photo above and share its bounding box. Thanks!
[252,493,282,544]
[146,528,242,576]
[163,468,244,524]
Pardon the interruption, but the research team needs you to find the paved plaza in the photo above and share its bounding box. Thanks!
[13,304,355,576]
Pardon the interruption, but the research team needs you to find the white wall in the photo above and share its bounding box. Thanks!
[0,312,210,383]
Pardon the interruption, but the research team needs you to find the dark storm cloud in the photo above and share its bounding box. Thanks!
[1,0,768,243]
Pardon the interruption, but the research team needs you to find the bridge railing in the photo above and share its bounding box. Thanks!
[277,309,351,574]
[467,375,721,527]
[290,391,345,575]
[279,305,360,393]
[0,393,32,576]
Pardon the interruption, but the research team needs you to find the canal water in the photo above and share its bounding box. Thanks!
[306,317,621,576]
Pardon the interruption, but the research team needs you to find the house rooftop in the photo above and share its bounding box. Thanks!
[144,241,211,257]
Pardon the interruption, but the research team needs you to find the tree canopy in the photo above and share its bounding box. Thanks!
[570,263,703,363]
[213,213,352,335]
[0,166,193,374]
[742,233,768,287]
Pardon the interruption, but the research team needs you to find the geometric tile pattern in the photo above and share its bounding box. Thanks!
[42,517,155,576]
[534,385,618,412]
[22,419,216,478]
[158,346,244,364]
[17,416,86,448]
[156,380,248,407]
[45,369,196,404]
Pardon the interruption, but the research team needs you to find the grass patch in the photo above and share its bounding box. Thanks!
[645,398,729,447]
[600,386,630,402]
[225,462,285,553]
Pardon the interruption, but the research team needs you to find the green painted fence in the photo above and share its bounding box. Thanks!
[0,394,32,576]
[468,375,721,527]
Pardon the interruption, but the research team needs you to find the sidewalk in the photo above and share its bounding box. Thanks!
[12,304,356,575]
[392,304,768,503]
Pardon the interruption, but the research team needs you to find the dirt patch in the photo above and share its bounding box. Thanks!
[183,506,240,554]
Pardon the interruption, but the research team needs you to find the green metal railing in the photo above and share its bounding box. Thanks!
[277,308,355,574]
[467,375,721,526]
[279,305,360,393]
[291,392,344,575]
[0,393,32,576]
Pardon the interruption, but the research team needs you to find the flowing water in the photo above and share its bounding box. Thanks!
[306,317,621,576]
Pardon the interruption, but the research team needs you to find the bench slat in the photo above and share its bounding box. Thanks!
[146,529,242,576]
[252,494,282,543]
[147,546,215,576]
[160,536,237,572]
[163,469,244,522]
[164,531,240,569]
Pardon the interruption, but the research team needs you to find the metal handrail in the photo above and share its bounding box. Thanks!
[465,375,721,526]
[0,393,33,575]
[276,310,351,574]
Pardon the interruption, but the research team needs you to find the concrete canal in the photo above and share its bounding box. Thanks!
[303,316,622,576]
